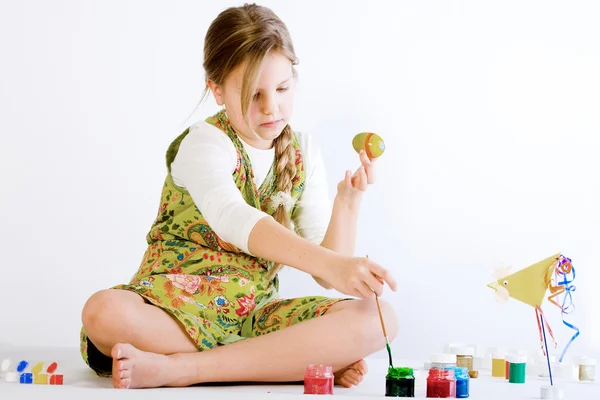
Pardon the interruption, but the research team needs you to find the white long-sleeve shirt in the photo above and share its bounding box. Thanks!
[170,120,332,255]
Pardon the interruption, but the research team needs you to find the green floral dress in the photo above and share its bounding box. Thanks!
[80,110,343,377]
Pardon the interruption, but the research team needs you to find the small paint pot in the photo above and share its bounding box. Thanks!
[578,357,596,382]
[426,368,456,398]
[385,367,415,397]
[445,366,470,398]
[304,365,333,395]
[491,352,505,378]
[450,346,475,373]
[509,355,527,384]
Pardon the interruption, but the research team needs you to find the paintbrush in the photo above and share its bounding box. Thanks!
[367,255,394,369]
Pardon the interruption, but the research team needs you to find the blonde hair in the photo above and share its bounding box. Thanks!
[203,4,298,279]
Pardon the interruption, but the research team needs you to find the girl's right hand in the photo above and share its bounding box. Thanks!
[322,256,397,298]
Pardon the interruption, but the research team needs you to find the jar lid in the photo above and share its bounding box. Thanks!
[510,355,527,364]
[1,358,11,371]
[579,357,597,366]
[534,355,556,363]
[431,353,457,364]
[491,351,505,359]
[450,345,475,356]
[305,364,333,375]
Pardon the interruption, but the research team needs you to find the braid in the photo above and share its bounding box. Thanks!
[266,124,296,280]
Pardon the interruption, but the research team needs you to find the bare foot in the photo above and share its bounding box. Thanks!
[334,359,368,388]
[111,343,175,389]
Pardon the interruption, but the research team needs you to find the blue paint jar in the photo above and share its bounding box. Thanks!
[445,366,469,398]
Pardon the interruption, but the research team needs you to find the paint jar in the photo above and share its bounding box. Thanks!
[491,352,505,378]
[578,357,596,382]
[509,355,527,384]
[504,355,511,380]
[430,354,457,370]
[451,346,474,373]
[535,355,556,378]
[445,366,469,398]
[426,368,456,398]
[303,365,333,395]
[553,361,577,381]
[385,367,415,397]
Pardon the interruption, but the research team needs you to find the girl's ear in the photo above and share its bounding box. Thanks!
[207,80,224,106]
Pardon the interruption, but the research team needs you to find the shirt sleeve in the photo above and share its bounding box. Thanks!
[170,121,271,255]
[292,131,333,244]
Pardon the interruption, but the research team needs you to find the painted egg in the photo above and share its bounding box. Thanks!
[352,132,385,158]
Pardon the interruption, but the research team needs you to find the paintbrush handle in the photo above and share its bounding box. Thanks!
[375,295,388,338]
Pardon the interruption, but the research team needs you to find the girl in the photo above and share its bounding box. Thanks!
[80,3,398,390]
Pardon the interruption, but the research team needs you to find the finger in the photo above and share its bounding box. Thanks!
[359,281,376,299]
[364,162,376,185]
[365,273,384,296]
[359,150,371,165]
[369,262,398,292]
[358,166,368,191]
[361,154,376,185]
[351,166,364,187]
[344,170,352,188]
[359,150,377,182]
[351,164,364,179]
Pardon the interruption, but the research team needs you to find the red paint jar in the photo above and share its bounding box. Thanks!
[304,365,333,395]
[505,355,512,380]
[426,368,456,398]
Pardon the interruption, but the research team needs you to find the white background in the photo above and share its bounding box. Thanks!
[0,0,598,364]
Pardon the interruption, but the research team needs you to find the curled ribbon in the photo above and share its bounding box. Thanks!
[554,255,579,362]
[540,255,579,361]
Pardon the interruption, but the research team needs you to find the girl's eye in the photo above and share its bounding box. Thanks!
[277,87,289,92]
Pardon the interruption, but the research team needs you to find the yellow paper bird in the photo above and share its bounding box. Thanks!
[487,252,581,362]
[487,253,560,308]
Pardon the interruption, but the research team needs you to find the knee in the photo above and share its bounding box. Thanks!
[375,298,399,341]
[348,298,399,344]
[81,289,136,339]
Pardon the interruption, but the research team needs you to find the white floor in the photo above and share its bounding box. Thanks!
[0,344,598,399]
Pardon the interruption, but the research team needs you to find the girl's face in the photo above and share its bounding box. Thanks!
[209,51,296,150]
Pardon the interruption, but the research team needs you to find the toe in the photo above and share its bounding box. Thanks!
[112,343,135,360]
[117,360,131,371]
[339,376,353,388]
[111,343,125,360]
[119,368,131,379]
[118,376,131,389]
[354,359,368,375]
[343,369,363,386]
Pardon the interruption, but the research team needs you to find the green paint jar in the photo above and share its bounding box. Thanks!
[508,356,527,384]
[385,367,415,397]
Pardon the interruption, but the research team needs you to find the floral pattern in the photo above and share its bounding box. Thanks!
[80,110,344,377]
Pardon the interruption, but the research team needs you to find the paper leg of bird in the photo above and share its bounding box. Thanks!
[547,285,566,311]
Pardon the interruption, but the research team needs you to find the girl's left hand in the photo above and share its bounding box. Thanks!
[336,150,377,203]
